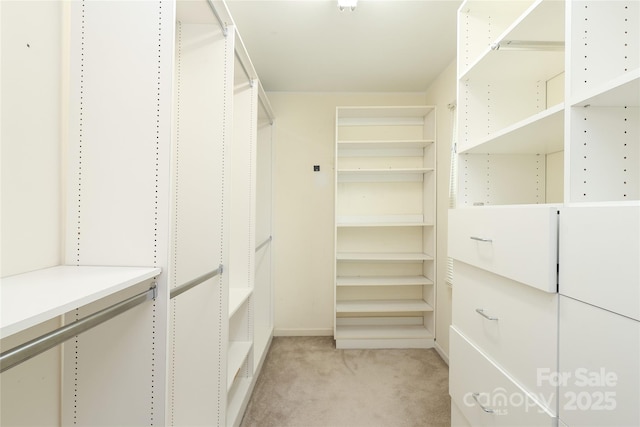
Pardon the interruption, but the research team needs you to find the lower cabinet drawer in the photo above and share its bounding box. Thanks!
[559,296,640,427]
[450,326,556,427]
[453,262,558,412]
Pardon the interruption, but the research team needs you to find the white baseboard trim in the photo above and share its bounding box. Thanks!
[434,341,449,365]
[274,328,333,337]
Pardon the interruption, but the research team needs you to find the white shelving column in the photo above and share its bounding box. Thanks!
[559,2,640,426]
[60,0,174,424]
[449,1,563,425]
[334,106,437,349]
[226,47,258,426]
[253,87,275,374]
[167,0,233,425]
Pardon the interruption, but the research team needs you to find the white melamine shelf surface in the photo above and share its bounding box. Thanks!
[459,0,565,81]
[336,276,434,287]
[336,299,433,313]
[338,168,433,174]
[337,140,433,150]
[0,265,161,339]
[336,252,433,262]
[571,70,640,107]
[228,288,252,318]
[335,324,433,340]
[227,341,252,391]
[336,222,433,228]
[461,103,564,154]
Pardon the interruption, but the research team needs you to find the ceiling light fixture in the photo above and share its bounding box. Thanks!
[338,0,357,12]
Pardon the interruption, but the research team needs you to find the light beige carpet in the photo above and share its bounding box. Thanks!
[240,336,450,427]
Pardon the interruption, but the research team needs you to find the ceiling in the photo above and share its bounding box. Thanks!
[226,0,462,92]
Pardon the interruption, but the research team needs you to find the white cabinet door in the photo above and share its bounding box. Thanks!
[450,327,556,427]
[559,205,640,321]
[453,262,558,413]
[449,206,559,292]
[559,296,640,427]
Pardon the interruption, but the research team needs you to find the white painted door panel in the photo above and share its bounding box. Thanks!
[559,297,640,427]
[453,262,558,413]
[559,205,640,321]
[449,206,559,292]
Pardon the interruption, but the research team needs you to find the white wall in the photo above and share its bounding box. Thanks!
[268,92,427,336]
[0,1,65,424]
[424,60,457,362]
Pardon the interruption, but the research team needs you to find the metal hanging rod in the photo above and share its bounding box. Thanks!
[170,266,222,300]
[490,40,565,51]
[0,285,157,373]
[255,236,273,253]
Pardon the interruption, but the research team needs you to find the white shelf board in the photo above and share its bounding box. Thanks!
[459,0,565,81]
[461,103,564,154]
[336,252,433,262]
[227,341,252,392]
[0,265,160,339]
[571,69,640,108]
[337,106,434,120]
[336,276,434,287]
[335,324,433,340]
[499,0,564,45]
[229,288,252,319]
[338,168,433,174]
[337,140,433,150]
[336,299,433,313]
[336,219,433,228]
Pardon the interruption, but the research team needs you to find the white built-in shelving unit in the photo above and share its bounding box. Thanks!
[450,1,639,426]
[334,106,436,349]
[0,1,274,426]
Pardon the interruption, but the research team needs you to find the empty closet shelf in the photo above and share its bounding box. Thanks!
[337,140,434,150]
[229,288,252,318]
[336,252,433,262]
[335,324,433,340]
[336,275,434,287]
[0,265,160,339]
[336,299,433,313]
[336,215,432,227]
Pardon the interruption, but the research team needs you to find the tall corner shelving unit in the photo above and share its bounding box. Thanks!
[449,1,639,426]
[334,106,436,349]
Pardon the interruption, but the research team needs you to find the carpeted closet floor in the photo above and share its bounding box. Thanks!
[240,336,450,427]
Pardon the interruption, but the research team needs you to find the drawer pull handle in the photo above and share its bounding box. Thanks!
[476,308,498,321]
[470,236,493,242]
[472,393,495,414]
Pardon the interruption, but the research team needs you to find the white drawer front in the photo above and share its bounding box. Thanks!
[559,205,640,321]
[450,327,556,427]
[452,401,473,427]
[453,262,558,412]
[559,297,640,427]
[448,206,558,292]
